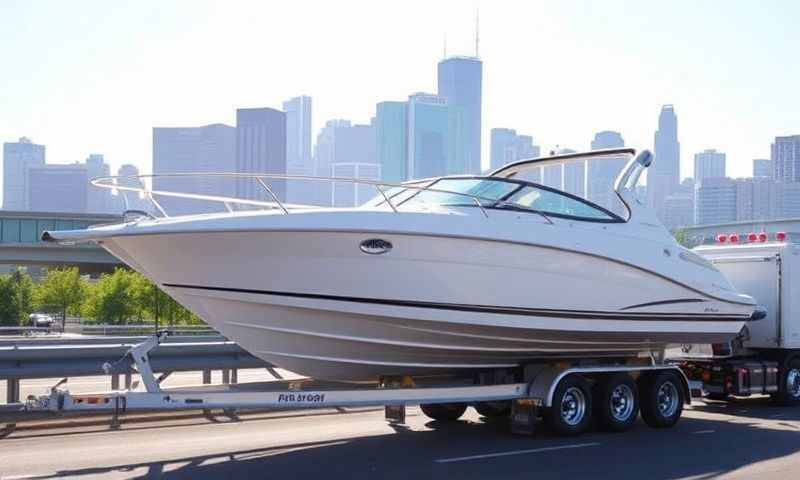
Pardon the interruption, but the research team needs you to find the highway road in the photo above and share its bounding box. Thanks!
[1,396,799,479]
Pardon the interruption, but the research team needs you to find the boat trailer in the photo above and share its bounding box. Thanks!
[17,331,697,434]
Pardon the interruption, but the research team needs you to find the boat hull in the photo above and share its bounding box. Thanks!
[97,228,750,380]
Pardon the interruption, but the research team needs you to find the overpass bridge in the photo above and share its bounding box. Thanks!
[0,211,123,274]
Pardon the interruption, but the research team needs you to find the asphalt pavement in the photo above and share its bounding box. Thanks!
[1,395,799,479]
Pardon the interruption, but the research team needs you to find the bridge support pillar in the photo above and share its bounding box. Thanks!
[231,369,238,384]
[222,369,230,385]
[111,374,120,390]
[6,379,19,404]
[202,370,211,384]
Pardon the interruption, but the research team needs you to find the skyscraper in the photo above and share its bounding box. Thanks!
[588,131,626,213]
[3,137,45,210]
[649,105,681,221]
[375,101,408,183]
[236,107,287,201]
[753,159,771,178]
[283,96,313,203]
[694,177,736,225]
[771,135,800,182]
[407,93,450,179]
[490,128,540,171]
[314,120,378,206]
[85,154,114,213]
[28,164,88,213]
[153,124,236,215]
[693,149,726,182]
[437,56,482,174]
[114,164,149,213]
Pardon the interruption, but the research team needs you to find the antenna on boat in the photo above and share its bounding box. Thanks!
[443,33,447,58]
[474,8,480,57]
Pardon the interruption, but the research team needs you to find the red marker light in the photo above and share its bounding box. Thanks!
[717,234,728,243]
[776,232,787,242]
[729,234,740,243]
[758,232,768,242]
[748,232,758,242]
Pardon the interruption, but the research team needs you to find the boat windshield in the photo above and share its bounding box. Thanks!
[366,177,622,222]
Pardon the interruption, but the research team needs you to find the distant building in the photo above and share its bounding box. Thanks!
[236,108,287,201]
[437,56,482,174]
[588,131,626,213]
[114,164,150,213]
[152,124,236,215]
[649,105,681,222]
[28,164,88,213]
[693,149,726,182]
[662,194,694,228]
[771,135,800,182]
[753,159,771,178]
[695,177,736,225]
[489,128,540,171]
[313,120,376,206]
[85,154,115,213]
[283,96,313,203]
[375,101,408,183]
[735,177,781,222]
[3,137,45,211]
[331,163,381,207]
[407,93,450,179]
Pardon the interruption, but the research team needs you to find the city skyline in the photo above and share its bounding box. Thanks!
[3,1,798,188]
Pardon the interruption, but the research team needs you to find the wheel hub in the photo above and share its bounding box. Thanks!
[657,381,679,418]
[787,368,800,399]
[610,384,635,421]
[560,386,587,426]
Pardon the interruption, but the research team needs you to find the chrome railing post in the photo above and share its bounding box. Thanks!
[375,185,398,213]
[256,177,289,214]
[147,192,169,218]
[472,198,489,218]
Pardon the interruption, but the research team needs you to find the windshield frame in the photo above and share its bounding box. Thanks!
[388,175,626,224]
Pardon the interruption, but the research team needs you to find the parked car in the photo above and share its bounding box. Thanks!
[29,313,55,329]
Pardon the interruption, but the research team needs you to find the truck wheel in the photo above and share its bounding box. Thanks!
[420,403,468,421]
[640,371,684,428]
[594,373,639,432]
[474,401,511,418]
[772,359,800,406]
[545,375,592,436]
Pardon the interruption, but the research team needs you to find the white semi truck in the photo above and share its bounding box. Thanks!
[678,236,800,405]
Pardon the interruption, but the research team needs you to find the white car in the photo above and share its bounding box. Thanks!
[29,313,55,328]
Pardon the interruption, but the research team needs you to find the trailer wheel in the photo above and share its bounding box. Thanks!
[594,373,639,432]
[474,401,511,418]
[772,359,800,406]
[640,371,683,428]
[545,374,592,436]
[420,403,468,421]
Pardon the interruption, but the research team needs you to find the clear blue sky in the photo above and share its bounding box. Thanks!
[1,0,797,183]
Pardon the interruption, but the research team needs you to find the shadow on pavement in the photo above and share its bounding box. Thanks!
[25,401,800,480]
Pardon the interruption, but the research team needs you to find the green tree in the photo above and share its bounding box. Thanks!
[35,267,86,329]
[0,275,21,326]
[82,268,138,324]
[12,269,34,324]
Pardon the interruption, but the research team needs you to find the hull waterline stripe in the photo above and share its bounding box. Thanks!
[621,298,708,311]
[163,283,750,322]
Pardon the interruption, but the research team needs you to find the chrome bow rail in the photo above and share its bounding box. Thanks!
[91,172,554,223]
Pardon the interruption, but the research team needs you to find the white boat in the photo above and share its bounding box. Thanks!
[44,148,763,381]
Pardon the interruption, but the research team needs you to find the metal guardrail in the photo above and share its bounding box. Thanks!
[0,334,271,404]
[0,325,216,337]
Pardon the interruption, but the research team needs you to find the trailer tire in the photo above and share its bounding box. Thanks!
[640,371,683,429]
[594,373,639,432]
[772,358,800,406]
[545,374,592,436]
[420,403,468,421]
[474,401,511,418]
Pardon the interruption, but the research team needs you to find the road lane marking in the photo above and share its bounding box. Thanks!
[691,430,715,434]
[434,442,601,464]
